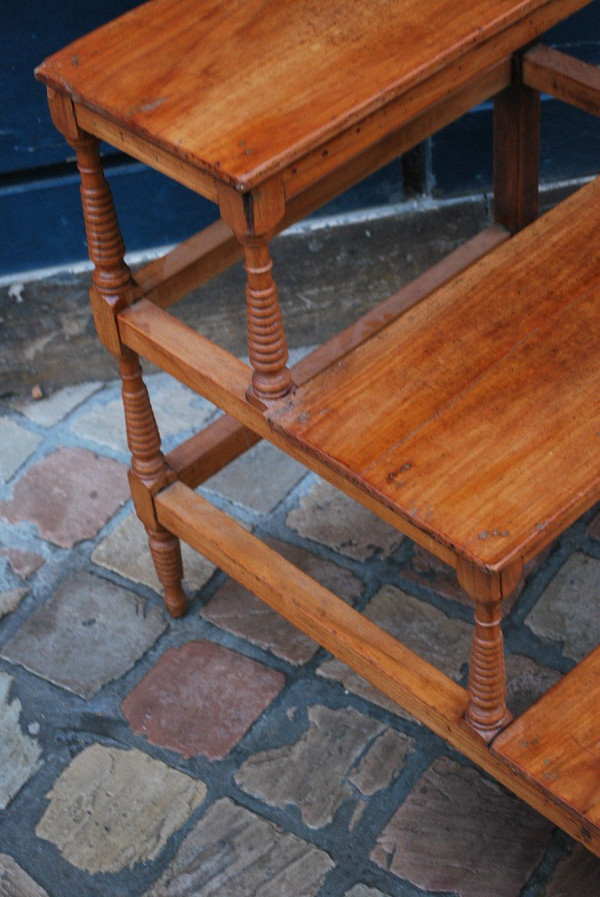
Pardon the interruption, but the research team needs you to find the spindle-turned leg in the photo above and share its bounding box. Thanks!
[457,559,521,741]
[47,89,187,617]
[217,177,293,403]
[243,237,294,401]
[119,351,187,617]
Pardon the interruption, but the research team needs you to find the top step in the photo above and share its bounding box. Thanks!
[35,0,590,189]
[269,177,600,572]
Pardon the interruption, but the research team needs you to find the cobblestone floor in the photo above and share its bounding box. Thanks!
[1,370,600,896]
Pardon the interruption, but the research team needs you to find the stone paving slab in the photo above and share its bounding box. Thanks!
[2,571,166,697]
[144,797,335,897]
[0,419,42,483]
[286,478,403,560]
[543,844,600,895]
[16,382,102,428]
[371,756,553,897]
[122,640,285,759]
[0,588,27,620]
[345,887,389,897]
[205,441,306,513]
[236,705,414,829]
[0,447,129,548]
[525,552,600,661]
[0,547,44,580]
[36,744,207,874]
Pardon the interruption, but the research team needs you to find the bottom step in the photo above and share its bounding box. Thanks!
[493,644,600,845]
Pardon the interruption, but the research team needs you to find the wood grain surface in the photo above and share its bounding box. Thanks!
[269,177,600,571]
[36,0,591,188]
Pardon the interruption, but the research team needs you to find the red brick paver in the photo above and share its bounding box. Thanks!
[0,447,129,548]
[122,641,285,759]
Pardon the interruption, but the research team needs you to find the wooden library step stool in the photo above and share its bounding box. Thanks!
[36,0,600,857]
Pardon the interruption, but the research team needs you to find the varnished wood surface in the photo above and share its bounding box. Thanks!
[36,0,590,190]
[493,644,600,833]
[269,177,600,571]
[524,43,600,117]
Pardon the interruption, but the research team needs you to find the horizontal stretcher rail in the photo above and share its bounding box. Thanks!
[523,44,600,116]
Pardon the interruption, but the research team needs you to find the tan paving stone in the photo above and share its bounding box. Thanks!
[0,419,42,483]
[0,447,129,548]
[205,441,306,512]
[71,375,215,452]
[0,547,44,579]
[201,538,362,663]
[371,756,552,897]
[0,854,49,897]
[286,478,403,560]
[0,588,27,620]
[92,511,215,593]
[236,705,413,829]
[144,797,334,896]
[363,585,472,680]
[2,572,166,697]
[0,674,42,809]
[122,641,285,759]
[317,657,410,717]
[16,381,101,427]
[525,553,600,660]
[543,844,600,895]
[36,744,206,874]
[348,727,414,796]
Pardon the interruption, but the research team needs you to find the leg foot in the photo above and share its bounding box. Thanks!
[147,527,188,618]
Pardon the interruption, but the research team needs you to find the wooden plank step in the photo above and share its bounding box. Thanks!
[268,177,600,572]
[493,644,600,842]
[35,0,590,191]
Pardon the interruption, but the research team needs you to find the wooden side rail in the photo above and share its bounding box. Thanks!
[523,44,600,116]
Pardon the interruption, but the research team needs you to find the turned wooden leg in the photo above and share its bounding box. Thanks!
[457,559,521,741]
[243,237,293,401]
[49,89,188,619]
[119,351,188,618]
[217,176,293,403]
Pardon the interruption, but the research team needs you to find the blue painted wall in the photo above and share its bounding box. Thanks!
[2,2,599,276]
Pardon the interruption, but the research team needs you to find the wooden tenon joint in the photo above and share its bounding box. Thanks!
[523,44,600,117]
